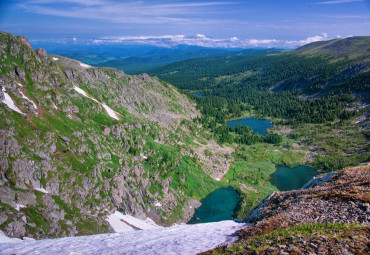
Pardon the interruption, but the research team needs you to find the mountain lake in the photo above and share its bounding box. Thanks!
[188,187,241,224]
[269,165,318,191]
[226,117,273,136]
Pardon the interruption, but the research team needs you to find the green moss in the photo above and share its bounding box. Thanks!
[76,219,110,236]
[24,207,50,233]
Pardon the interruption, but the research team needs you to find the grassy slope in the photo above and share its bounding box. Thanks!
[0,31,232,238]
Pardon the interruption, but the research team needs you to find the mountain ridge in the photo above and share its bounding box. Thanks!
[0,31,233,239]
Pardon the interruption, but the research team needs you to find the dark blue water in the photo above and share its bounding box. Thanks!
[193,93,205,97]
[270,166,318,191]
[188,187,240,224]
[226,117,273,136]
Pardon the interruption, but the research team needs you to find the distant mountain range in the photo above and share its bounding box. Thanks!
[31,42,283,74]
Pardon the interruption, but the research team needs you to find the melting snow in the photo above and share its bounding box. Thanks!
[1,87,25,115]
[34,187,48,194]
[79,62,91,68]
[74,86,99,103]
[106,211,160,232]
[0,220,246,255]
[14,204,26,211]
[52,102,58,110]
[101,103,120,120]
[19,91,38,110]
[0,231,22,244]
[73,86,120,120]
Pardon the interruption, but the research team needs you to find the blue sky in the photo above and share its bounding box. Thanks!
[0,0,369,48]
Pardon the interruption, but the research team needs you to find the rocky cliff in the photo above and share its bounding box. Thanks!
[206,164,369,254]
[0,31,233,239]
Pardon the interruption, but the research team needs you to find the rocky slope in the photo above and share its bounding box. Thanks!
[0,31,234,239]
[206,164,370,254]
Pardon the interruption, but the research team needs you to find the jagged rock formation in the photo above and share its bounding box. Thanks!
[0,31,233,239]
[205,164,370,254]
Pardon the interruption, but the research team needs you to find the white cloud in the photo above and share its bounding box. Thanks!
[285,33,328,46]
[91,33,334,49]
[315,0,363,4]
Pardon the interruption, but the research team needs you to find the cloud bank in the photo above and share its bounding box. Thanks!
[90,33,331,49]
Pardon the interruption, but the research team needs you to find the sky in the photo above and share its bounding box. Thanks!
[0,0,369,48]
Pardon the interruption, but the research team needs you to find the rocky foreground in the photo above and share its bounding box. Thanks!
[205,164,370,254]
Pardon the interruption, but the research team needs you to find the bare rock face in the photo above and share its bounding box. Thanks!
[35,48,47,56]
[0,31,228,240]
[18,36,32,49]
[5,221,26,237]
[11,159,41,189]
[15,67,26,80]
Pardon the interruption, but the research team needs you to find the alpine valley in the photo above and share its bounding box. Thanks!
[0,31,369,254]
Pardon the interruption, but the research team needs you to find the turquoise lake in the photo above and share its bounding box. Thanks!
[188,187,241,224]
[226,117,272,136]
[269,166,318,191]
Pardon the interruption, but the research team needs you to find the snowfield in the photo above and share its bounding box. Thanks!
[79,62,91,68]
[106,211,161,232]
[0,220,246,255]
[1,87,25,115]
[19,90,38,110]
[73,86,120,120]
[34,187,49,194]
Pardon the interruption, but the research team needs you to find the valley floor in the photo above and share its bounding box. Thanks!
[0,221,246,255]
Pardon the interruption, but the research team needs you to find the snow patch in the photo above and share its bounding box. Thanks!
[154,202,162,207]
[34,187,49,194]
[52,57,59,61]
[73,86,120,120]
[73,86,99,103]
[0,231,22,244]
[1,87,25,115]
[79,62,91,68]
[102,103,120,120]
[0,221,246,255]
[16,82,23,87]
[52,102,58,110]
[19,91,38,110]
[106,211,161,232]
[215,178,221,181]
[14,204,26,211]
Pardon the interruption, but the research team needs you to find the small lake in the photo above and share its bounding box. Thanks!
[193,93,205,98]
[226,117,273,136]
[188,187,240,224]
[269,166,318,191]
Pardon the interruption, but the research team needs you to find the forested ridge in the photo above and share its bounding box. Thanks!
[148,37,370,125]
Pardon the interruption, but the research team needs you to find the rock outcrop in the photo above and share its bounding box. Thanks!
[205,164,370,254]
[0,31,233,239]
